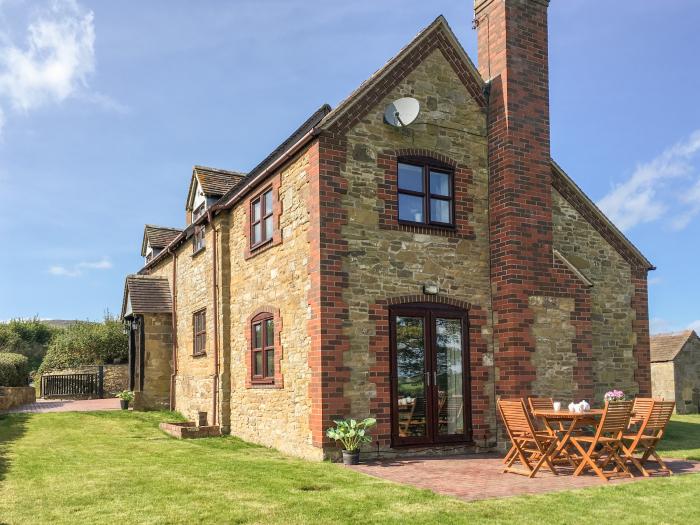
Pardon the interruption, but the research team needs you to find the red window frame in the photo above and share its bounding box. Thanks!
[193,309,206,356]
[397,160,454,227]
[250,188,274,249]
[251,312,275,384]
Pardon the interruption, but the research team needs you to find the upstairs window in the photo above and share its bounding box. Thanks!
[251,313,275,383]
[250,188,273,249]
[193,225,206,253]
[192,203,206,221]
[193,309,206,356]
[397,161,453,227]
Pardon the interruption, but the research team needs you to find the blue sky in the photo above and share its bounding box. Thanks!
[0,0,698,333]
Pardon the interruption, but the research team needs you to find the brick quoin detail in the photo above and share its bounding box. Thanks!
[307,136,352,448]
[377,149,476,239]
[631,269,652,396]
[367,295,492,447]
[244,306,284,389]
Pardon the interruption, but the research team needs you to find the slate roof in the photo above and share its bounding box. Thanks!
[194,166,246,197]
[141,225,183,256]
[121,275,172,318]
[650,330,697,362]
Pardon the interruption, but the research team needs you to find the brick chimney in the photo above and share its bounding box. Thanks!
[474,0,554,399]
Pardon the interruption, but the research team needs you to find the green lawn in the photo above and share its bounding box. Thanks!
[0,411,699,524]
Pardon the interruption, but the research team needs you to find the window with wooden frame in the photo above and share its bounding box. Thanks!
[193,224,206,253]
[251,313,275,383]
[250,188,274,249]
[193,309,206,356]
[192,202,206,221]
[397,161,454,227]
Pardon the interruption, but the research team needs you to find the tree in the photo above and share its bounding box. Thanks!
[0,318,56,372]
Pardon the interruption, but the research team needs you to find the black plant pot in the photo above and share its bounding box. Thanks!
[342,450,360,466]
[120,400,129,410]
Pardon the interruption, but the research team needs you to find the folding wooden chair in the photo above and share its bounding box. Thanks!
[498,399,559,478]
[570,400,634,481]
[528,397,557,433]
[621,400,675,477]
[629,397,655,428]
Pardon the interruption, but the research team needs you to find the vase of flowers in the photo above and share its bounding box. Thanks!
[604,389,625,402]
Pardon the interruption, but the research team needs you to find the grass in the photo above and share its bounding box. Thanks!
[0,411,698,524]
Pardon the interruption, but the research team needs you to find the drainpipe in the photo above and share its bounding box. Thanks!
[208,210,220,426]
[169,248,178,411]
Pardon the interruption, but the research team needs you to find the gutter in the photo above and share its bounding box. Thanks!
[168,248,178,410]
[208,209,220,426]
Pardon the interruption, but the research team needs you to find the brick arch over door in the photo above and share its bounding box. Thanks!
[367,294,493,448]
[377,149,475,238]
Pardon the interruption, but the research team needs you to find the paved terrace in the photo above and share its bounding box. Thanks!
[350,454,700,502]
[1,398,121,414]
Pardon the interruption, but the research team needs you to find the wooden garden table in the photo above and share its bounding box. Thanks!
[532,409,604,465]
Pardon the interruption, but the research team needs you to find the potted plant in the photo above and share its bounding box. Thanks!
[604,389,626,403]
[116,390,134,410]
[326,418,376,465]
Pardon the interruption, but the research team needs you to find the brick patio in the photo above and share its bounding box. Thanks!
[1,398,121,414]
[350,453,700,501]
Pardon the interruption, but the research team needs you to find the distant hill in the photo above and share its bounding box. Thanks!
[40,320,93,328]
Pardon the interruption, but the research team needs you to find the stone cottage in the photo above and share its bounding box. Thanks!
[651,331,700,414]
[120,0,653,460]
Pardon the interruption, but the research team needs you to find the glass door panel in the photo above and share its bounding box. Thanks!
[435,318,464,437]
[395,316,427,439]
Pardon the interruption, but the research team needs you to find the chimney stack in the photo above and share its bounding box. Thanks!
[474,0,554,399]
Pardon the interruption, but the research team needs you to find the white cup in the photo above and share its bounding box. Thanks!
[553,401,561,412]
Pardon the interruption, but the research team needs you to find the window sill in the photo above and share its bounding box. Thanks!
[244,236,281,260]
[192,352,207,358]
[398,219,456,231]
[191,247,206,258]
[248,380,281,389]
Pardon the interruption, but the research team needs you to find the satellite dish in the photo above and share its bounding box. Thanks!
[384,97,420,127]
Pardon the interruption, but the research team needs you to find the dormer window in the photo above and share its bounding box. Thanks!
[193,225,205,253]
[193,203,205,221]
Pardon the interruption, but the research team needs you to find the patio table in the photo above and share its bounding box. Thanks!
[532,409,604,465]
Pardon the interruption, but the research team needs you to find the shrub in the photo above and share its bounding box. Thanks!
[0,352,30,387]
[38,316,128,374]
[0,318,57,371]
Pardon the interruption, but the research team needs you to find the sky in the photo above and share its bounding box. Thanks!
[0,0,698,334]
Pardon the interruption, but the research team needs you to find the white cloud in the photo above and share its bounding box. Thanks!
[598,130,700,231]
[48,257,112,277]
[0,0,123,134]
[647,276,663,286]
[689,320,700,333]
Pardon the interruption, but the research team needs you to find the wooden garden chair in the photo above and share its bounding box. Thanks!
[498,398,559,478]
[629,397,655,428]
[621,400,675,477]
[570,400,634,481]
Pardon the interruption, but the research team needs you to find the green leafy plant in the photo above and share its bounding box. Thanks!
[326,418,377,452]
[38,315,128,374]
[116,390,134,402]
[0,318,57,372]
[0,352,30,387]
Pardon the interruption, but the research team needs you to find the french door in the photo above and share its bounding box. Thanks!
[390,304,471,446]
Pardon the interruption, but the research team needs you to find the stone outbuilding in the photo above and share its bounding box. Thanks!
[121,275,173,410]
[651,330,700,414]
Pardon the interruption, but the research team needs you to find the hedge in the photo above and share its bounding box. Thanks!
[0,352,30,387]
[0,318,56,371]
[38,318,128,374]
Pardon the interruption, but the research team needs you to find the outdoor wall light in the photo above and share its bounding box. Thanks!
[423,283,439,295]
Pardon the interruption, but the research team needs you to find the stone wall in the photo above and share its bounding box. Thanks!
[0,386,35,411]
[651,361,675,406]
[326,47,496,451]
[41,365,128,396]
[673,337,700,413]
[552,189,640,403]
[149,232,216,423]
[226,151,317,460]
[137,313,172,409]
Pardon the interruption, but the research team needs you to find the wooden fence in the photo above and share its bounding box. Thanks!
[41,367,104,398]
